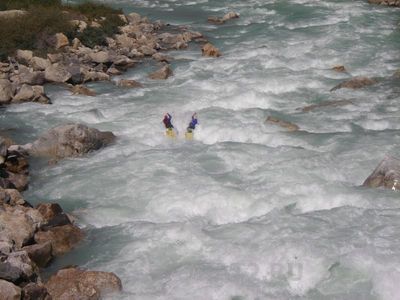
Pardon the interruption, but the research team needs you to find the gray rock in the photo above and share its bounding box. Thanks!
[31,57,51,71]
[0,79,13,104]
[363,156,400,189]
[30,123,116,159]
[22,242,53,268]
[0,279,21,300]
[44,64,72,83]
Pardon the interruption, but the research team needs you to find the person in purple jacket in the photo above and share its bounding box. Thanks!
[187,113,198,133]
[163,113,174,129]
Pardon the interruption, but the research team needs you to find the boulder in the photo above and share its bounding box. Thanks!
[89,51,111,64]
[0,79,13,104]
[34,224,84,256]
[0,205,38,248]
[127,12,142,24]
[83,71,110,82]
[72,37,82,50]
[368,0,400,6]
[363,156,400,189]
[22,283,51,300]
[129,49,145,59]
[30,123,116,159]
[45,64,72,83]
[46,267,122,300]
[266,116,299,132]
[152,53,172,63]
[12,84,36,103]
[70,85,96,96]
[112,56,135,67]
[4,171,27,192]
[107,66,122,76]
[16,50,33,65]
[0,136,9,157]
[207,16,225,25]
[31,57,51,71]
[13,67,46,86]
[47,53,63,64]
[1,250,39,283]
[330,77,377,91]
[0,9,26,19]
[301,99,353,112]
[116,79,143,88]
[53,33,69,49]
[35,202,63,222]
[4,188,25,206]
[4,149,30,175]
[149,65,173,80]
[222,11,240,21]
[0,279,21,300]
[22,242,53,268]
[114,34,137,49]
[332,65,347,73]
[139,45,157,56]
[202,43,221,57]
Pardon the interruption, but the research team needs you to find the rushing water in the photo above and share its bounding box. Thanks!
[2,0,400,299]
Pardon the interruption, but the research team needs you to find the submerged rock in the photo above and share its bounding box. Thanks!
[117,79,143,88]
[301,99,353,112]
[149,65,173,80]
[202,43,221,57]
[330,77,377,91]
[30,123,116,159]
[265,116,299,132]
[70,84,96,96]
[363,156,400,190]
[368,0,400,6]
[46,267,122,300]
[332,65,347,73]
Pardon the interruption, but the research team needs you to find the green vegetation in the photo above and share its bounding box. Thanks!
[0,0,124,61]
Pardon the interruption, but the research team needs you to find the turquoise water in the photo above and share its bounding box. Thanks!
[3,0,400,299]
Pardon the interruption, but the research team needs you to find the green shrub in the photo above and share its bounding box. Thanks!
[76,26,107,48]
[0,6,74,60]
[0,0,62,10]
[65,2,122,20]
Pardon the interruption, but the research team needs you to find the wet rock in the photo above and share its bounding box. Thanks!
[149,65,173,80]
[222,11,240,21]
[45,64,72,83]
[301,99,353,112]
[152,53,172,63]
[0,79,13,104]
[46,267,122,300]
[0,279,21,300]
[330,76,377,91]
[12,84,50,104]
[30,123,116,159]
[22,283,51,300]
[107,66,122,76]
[70,85,96,96]
[112,56,135,67]
[83,71,110,82]
[6,171,29,191]
[116,79,143,88]
[202,43,221,57]
[22,242,53,268]
[363,156,400,189]
[35,203,63,223]
[34,224,84,256]
[266,116,299,132]
[208,16,225,25]
[368,0,400,6]
[332,65,347,73]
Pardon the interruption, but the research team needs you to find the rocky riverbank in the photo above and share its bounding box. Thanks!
[0,123,120,299]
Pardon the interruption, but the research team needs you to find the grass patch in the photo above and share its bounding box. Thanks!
[0,1,125,61]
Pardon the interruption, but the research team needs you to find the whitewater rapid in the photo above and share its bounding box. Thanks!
[3,0,400,299]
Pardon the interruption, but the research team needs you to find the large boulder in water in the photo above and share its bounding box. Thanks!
[368,0,400,6]
[30,124,116,159]
[330,77,377,91]
[45,267,122,299]
[363,156,400,190]
[202,43,221,57]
